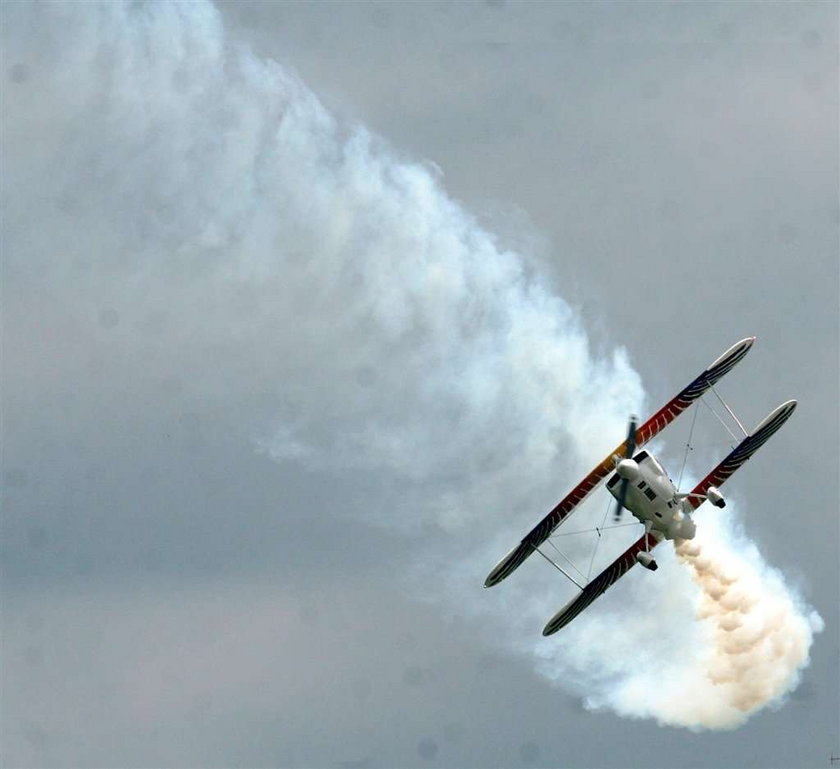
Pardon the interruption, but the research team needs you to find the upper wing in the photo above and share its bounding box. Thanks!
[542,531,664,635]
[635,336,756,445]
[684,399,796,510]
[484,337,755,588]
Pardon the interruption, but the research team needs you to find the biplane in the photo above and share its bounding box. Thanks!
[484,337,796,636]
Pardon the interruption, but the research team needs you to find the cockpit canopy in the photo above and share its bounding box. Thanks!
[633,450,666,477]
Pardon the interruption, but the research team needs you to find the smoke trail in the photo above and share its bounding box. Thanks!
[669,521,823,729]
[2,0,820,732]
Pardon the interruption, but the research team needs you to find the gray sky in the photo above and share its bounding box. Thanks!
[2,2,837,768]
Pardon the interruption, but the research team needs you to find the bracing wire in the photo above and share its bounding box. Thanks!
[710,383,749,437]
[549,521,639,538]
[534,547,585,590]
[700,395,740,446]
[676,402,699,492]
[586,496,614,580]
[545,537,588,583]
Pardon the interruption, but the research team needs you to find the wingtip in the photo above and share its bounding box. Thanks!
[709,336,756,371]
[484,570,502,588]
[751,398,798,434]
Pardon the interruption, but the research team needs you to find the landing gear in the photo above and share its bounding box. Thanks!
[636,521,658,570]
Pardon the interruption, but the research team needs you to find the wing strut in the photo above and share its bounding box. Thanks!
[533,547,585,590]
[710,384,749,438]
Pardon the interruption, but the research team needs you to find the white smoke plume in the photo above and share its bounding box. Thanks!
[2,1,821,733]
[532,508,823,730]
[669,521,822,729]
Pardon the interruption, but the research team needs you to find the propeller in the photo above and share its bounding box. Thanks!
[613,416,638,522]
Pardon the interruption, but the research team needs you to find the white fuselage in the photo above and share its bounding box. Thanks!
[606,450,696,540]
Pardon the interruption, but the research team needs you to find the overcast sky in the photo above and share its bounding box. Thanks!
[2,2,837,768]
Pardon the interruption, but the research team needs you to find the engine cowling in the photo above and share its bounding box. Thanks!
[635,551,658,571]
[706,486,726,508]
[616,458,640,481]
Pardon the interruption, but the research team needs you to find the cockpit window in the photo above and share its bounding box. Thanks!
[648,457,666,477]
[634,450,665,476]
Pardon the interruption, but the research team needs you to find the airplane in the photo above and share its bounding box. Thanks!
[483,337,796,636]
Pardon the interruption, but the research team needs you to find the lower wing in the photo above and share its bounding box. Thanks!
[542,532,663,635]
[683,399,796,510]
